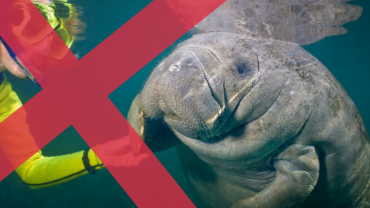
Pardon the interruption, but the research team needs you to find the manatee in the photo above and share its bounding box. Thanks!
[127,31,370,208]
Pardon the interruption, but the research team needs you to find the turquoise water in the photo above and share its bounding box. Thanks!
[0,0,369,207]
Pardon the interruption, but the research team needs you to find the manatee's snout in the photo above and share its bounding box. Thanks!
[141,44,260,140]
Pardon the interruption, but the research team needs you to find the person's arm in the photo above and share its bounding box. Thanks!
[16,149,103,189]
[0,75,103,188]
[0,74,148,188]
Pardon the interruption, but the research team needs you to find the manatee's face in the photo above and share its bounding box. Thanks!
[140,34,264,141]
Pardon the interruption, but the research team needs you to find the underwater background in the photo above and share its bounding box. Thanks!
[0,0,369,207]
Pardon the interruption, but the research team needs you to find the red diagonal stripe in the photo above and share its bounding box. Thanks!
[0,0,226,207]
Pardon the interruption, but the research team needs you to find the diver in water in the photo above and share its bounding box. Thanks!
[0,0,148,188]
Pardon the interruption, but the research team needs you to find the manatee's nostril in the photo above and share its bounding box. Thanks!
[238,68,244,74]
[169,65,181,72]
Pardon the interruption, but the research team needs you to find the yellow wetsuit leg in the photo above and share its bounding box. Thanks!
[0,74,104,189]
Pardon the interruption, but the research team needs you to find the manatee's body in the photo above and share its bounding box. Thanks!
[128,32,370,207]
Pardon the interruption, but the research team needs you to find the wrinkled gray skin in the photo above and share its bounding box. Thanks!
[128,32,370,208]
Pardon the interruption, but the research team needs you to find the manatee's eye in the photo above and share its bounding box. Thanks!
[235,62,252,75]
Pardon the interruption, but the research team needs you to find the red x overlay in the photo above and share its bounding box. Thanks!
[0,0,225,207]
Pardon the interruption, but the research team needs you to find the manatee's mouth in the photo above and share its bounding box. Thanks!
[197,77,260,143]
[129,101,181,153]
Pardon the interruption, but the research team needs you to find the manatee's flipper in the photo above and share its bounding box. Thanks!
[231,144,319,208]
[127,94,180,153]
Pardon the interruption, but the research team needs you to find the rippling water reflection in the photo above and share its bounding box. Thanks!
[170,0,362,45]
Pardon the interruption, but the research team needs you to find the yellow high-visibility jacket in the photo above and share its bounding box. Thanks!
[0,75,104,188]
